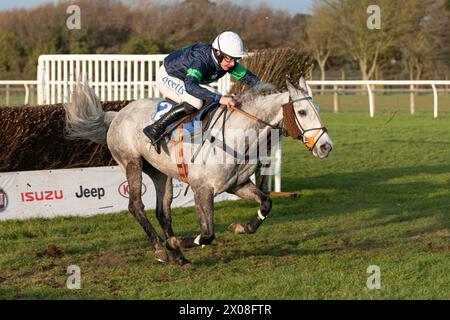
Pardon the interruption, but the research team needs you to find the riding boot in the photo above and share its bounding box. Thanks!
[143,102,197,145]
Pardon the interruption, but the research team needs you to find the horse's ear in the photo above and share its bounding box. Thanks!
[286,80,297,96]
[299,76,308,91]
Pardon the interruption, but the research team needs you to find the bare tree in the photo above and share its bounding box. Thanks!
[396,0,435,81]
[305,4,338,86]
[322,0,415,80]
[421,0,450,79]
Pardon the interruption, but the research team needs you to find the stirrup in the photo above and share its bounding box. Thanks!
[152,129,170,145]
[151,132,168,154]
[154,141,161,154]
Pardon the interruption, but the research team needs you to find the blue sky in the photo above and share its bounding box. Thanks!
[0,0,315,15]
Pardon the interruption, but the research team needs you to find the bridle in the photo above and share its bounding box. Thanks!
[282,95,328,151]
[225,92,328,152]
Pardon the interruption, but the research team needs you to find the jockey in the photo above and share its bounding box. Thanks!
[143,31,261,144]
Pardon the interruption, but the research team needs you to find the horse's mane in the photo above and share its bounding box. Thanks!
[241,83,279,103]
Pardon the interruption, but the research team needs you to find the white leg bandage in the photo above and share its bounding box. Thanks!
[257,209,266,220]
[194,234,202,245]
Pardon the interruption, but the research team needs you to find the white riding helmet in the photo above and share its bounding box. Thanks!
[212,31,247,58]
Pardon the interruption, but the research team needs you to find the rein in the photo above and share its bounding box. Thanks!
[226,104,278,129]
[226,95,327,152]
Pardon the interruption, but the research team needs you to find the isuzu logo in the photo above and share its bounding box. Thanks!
[20,190,64,202]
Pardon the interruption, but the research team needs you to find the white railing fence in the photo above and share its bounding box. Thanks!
[306,80,450,118]
[0,80,38,105]
[37,54,232,104]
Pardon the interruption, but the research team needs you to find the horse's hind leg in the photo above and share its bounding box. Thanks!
[227,180,272,234]
[126,158,169,263]
[142,162,191,266]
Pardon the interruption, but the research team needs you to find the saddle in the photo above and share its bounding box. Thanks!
[155,98,221,140]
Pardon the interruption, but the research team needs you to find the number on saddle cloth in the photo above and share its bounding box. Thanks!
[155,99,176,120]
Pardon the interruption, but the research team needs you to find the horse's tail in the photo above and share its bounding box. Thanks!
[63,80,117,145]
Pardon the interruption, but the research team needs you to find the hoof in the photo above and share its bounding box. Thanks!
[178,256,191,265]
[166,236,180,251]
[227,223,247,234]
[176,256,192,268]
[154,247,169,264]
[170,251,191,267]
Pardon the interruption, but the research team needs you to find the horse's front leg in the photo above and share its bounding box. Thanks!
[166,186,215,250]
[227,180,272,234]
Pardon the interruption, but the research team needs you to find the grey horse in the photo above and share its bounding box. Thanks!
[64,77,333,266]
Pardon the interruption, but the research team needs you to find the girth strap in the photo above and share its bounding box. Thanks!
[173,124,188,182]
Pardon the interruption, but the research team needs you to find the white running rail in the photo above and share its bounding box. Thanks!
[307,80,450,118]
[0,80,38,105]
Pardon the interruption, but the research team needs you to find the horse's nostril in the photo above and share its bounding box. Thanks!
[320,143,331,153]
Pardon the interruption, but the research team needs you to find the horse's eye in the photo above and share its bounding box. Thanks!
[298,109,307,117]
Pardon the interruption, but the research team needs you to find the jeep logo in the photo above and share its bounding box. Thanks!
[75,186,105,199]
